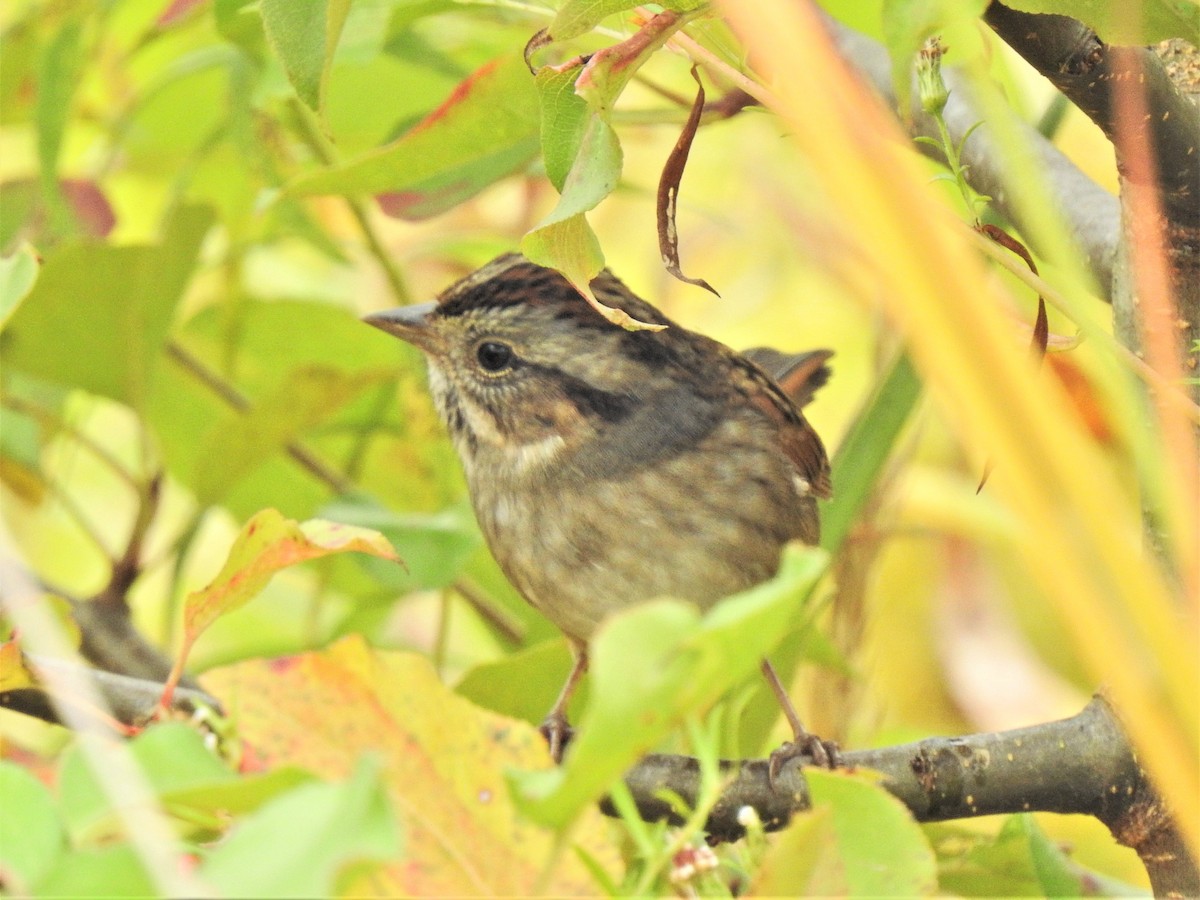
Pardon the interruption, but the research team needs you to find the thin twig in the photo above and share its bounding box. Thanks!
[163,340,354,494]
[41,476,117,563]
[667,29,776,109]
[452,577,526,644]
[0,393,142,491]
[286,98,413,305]
[971,228,1200,427]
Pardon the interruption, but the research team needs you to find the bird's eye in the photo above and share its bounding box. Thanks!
[476,341,514,372]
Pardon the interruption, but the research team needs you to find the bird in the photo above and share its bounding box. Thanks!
[365,253,837,774]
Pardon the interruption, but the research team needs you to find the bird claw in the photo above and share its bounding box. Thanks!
[538,712,575,764]
[767,734,842,790]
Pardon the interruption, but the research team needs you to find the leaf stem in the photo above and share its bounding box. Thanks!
[970,228,1200,426]
[286,98,413,305]
[163,340,353,493]
[1,393,142,491]
[668,29,776,109]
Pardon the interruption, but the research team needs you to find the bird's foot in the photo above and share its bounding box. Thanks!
[538,712,575,764]
[767,733,842,790]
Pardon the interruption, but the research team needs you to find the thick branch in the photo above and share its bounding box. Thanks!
[984,3,1200,228]
[0,654,221,730]
[605,697,1197,896]
[821,12,1121,298]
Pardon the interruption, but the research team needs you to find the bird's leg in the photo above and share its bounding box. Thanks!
[761,658,841,787]
[539,642,588,764]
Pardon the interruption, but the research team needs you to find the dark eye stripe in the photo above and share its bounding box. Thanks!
[520,362,635,424]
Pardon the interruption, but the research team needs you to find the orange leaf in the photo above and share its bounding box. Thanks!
[203,638,620,896]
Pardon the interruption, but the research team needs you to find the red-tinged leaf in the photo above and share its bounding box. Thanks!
[183,510,399,639]
[286,54,540,219]
[160,510,400,707]
[201,638,621,896]
[574,9,693,111]
[0,178,116,240]
[60,180,116,237]
[156,0,207,27]
[657,66,718,295]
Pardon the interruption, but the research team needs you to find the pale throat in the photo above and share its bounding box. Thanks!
[428,364,568,476]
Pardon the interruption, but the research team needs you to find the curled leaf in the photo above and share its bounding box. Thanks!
[979,223,1047,362]
[523,28,553,72]
[657,66,718,295]
[160,509,401,709]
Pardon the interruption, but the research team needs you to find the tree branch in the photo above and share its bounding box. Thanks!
[983,2,1200,228]
[820,11,1121,298]
[603,697,1197,896]
[0,654,221,731]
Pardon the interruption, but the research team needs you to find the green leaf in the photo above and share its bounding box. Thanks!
[36,17,84,232]
[193,365,389,505]
[519,211,604,281]
[57,722,314,842]
[808,771,938,895]
[260,0,352,112]
[148,297,452,520]
[547,0,708,41]
[929,815,1122,896]
[200,756,401,898]
[536,65,591,192]
[510,545,828,828]
[1,205,213,409]
[519,212,605,305]
[215,0,266,55]
[1001,0,1199,44]
[0,243,38,328]
[33,844,157,899]
[0,761,64,890]
[456,637,576,724]
[0,12,39,125]
[754,771,937,895]
[1019,814,1086,896]
[821,351,921,553]
[532,7,692,222]
[287,53,540,219]
[0,402,44,501]
[319,495,482,593]
[531,114,623,228]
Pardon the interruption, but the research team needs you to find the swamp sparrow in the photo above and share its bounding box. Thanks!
[366,254,837,773]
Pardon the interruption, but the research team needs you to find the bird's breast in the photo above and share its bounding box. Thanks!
[467,414,813,642]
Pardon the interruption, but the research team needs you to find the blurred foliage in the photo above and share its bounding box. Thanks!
[2,0,1194,895]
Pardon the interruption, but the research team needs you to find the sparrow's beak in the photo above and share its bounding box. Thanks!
[363,302,440,352]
